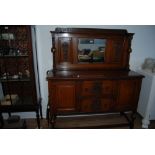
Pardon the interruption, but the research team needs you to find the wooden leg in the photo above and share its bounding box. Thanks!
[46,104,50,127]
[120,111,136,129]
[36,110,40,129]
[50,114,56,129]
[129,112,136,129]
[39,104,43,119]
[0,112,4,128]
[39,99,43,119]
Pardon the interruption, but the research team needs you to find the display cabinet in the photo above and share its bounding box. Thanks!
[0,26,41,128]
[47,28,144,128]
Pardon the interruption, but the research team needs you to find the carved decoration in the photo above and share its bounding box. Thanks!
[51,33,56,53]
[62,42,69,62]
[128,35,133,53]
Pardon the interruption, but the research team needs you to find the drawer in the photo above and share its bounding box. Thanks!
[81,81,102,96]
[80,97,116,113]
[80,81,116,96]
[102,81,116,95]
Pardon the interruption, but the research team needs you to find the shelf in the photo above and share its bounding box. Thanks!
[0,96,36,112]
[0,95,33,106]
[0,78,31,82]
[0,55,29,58]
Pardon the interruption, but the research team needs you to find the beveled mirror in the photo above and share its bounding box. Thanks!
[78,38,106,63]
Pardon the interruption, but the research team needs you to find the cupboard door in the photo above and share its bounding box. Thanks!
[106,37,125,65]
[117,80,140,111]
[55,82,76,113]
[79,80,117,113]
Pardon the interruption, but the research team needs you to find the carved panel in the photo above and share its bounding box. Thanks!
[59,38,72,63]
[107,38,124,63]
[113,42,123,62]
[62,42,69,61]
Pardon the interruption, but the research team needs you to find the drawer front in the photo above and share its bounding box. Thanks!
[80,97,116,113]
[102,81,116,95]
[79,80,117,113]
[81,80,116,96]
[81,81,102,96]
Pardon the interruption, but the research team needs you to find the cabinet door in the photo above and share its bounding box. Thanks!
[79,80,117,113]
[0,26,38,107]
[117,79,141,111]
[50,81,77,113]
[106,37,124,64]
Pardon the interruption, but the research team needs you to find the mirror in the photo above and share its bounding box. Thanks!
[78,38,106,63]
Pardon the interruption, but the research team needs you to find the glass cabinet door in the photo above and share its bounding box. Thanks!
[0,26,33,106]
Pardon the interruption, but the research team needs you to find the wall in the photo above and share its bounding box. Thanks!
[12,25,155,118]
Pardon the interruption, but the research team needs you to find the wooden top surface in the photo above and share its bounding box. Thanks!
[50,27,133,36]
[47,70,144,80]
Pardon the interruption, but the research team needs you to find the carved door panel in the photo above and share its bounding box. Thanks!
[106,38,124,64]
[117,80,139,110]
[55,81,77,113]
[79,80,117,113]
[58,37,73,64]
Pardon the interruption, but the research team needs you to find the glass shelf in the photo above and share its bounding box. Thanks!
[0,77,31,82]
[0,54,29,58]
[0,96,33,107]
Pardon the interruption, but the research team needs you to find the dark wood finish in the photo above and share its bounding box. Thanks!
[47,28,144,128]
[51,28,134,71]
[0,26,41,128]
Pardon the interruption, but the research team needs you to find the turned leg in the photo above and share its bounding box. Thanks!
[129,111,137,129]
[120,111,137,129]
[50,114,56,129]
[46,103,50,127]
[39,99,43,119]
[39,103,43,119]
[0,112,4,128]
[36,110,40,129]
